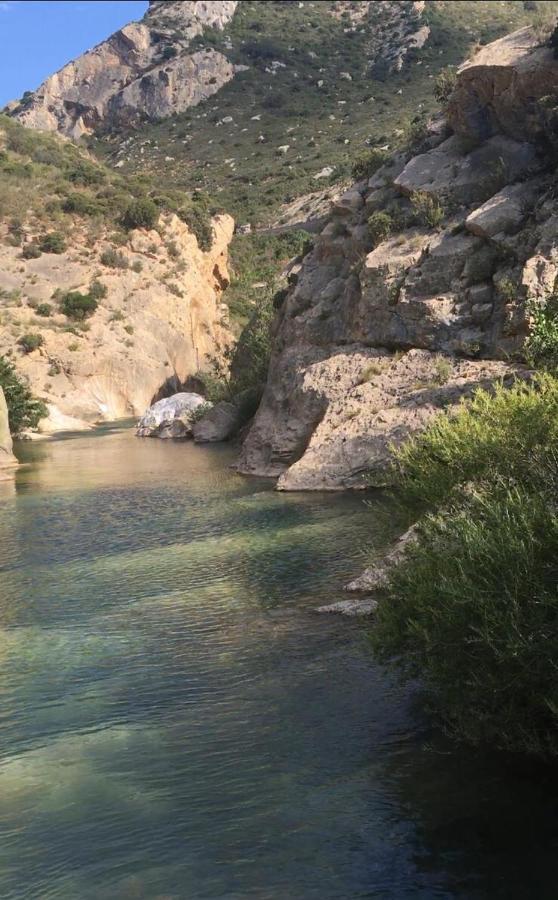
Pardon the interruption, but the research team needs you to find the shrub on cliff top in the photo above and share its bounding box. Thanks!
[0,355,47,433]
[121,197,159,231]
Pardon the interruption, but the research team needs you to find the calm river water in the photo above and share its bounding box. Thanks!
[1,424,557,899]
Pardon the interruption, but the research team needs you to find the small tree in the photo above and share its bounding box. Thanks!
[0,355,47,433]
[60,291,98,320]
[39,232,66,254]
[121,198,159,231]
[18,333,44,353]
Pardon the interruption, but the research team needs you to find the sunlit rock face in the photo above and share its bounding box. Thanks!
[10,1,239,138]
[0,214,234,433]
[238,24,558,490]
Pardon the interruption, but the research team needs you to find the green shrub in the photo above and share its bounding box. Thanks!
[64,159,105,186]
[0,355,47,433]
[39,232,66,254]
[410,191,444,228]
[121,197,159,231]
[60,291,98,320]
[178,205,214,251]
[18,332,44,353]
[61,192,100,216]
[367,211,393,246]
[100,248,128,268]
[372,481,558,758]
[89,280,108,300]
[351,147,389,181]
[526,294,558,370]
[131,260,143,273]
[392,376,558,508]
[21,243,41,259]
[434,68,458,106]
[35,303,52,317]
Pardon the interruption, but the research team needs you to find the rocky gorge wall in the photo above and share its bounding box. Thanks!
[0,214,234,433]
[238,26,558,490]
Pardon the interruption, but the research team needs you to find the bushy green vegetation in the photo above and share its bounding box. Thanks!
[367,211,393,246]
[121,197,159,231]
[0,114,208,242]
[0,354,47,433]
[410,191,445,229]
[373,376,558,758]
[223,229,309,325]
[17,332,44,353]
[39,231,66,254]
[525,292,558,371]
[100,248,128,268]
[433,67,458,107]
[60,291,98,320]
[351,148,390,181]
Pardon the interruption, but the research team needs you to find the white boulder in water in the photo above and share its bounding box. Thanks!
[136,392,209,439]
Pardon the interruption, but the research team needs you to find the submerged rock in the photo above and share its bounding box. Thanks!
[136,392,208,439]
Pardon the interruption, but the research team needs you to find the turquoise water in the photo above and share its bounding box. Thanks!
[1,425,558,899]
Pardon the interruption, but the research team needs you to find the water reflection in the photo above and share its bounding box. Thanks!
[0,427,557,899]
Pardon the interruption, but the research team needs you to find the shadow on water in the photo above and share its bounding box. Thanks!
[1,425,558,899]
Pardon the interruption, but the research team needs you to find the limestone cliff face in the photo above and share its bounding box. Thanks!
[9,1,239,138]
[0,387,16,474]
[238,26,557,490]
[0,215,234,432]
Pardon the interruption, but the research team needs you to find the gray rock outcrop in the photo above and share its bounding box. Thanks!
[10,1,239,138]
[137,392,208,438]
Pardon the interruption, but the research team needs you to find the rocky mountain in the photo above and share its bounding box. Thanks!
[237,24,558,489]
[8,2,240,139]
[8,2,553,225]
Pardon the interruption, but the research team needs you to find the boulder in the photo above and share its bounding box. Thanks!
[465,181,538,239]
[0,388,17,474]
[136,392,208,439]
[193,400,243,443]
[448,28,558,143]
[394,135,538,207]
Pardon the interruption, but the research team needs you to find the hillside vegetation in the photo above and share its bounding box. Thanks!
[93,0,558,225]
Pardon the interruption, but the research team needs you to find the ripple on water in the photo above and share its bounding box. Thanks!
[1,430,558,900]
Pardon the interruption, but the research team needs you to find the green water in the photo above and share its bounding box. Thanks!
[1,424,558,899]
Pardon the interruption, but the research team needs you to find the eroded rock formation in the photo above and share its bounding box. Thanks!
[238,25,558,490]
[0,214,234,432]
[8,1,239,138]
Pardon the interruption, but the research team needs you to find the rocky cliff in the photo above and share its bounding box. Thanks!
[0,213,233,432]
[8,1,239,139]
[238,25,558,490]
[0,387,16,474]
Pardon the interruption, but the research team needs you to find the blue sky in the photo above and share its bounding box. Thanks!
[0,0,148,106]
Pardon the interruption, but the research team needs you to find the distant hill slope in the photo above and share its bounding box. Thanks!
[7,1,557,225]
